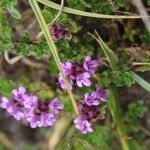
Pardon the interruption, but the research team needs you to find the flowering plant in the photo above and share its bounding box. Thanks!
[0,0,149,150]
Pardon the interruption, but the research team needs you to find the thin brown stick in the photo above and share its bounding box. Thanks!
[4,50,23,65]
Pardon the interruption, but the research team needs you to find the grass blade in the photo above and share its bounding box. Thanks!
[37,0,142,19]
[131,71,150,92]
[89,32,118,71]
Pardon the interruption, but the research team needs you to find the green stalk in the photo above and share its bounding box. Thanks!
[28,0,79,116]
[110,86,130,150]
[117,126,130,150]
[37,0,142,19]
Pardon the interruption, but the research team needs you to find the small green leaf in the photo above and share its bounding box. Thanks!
[17,43,29,55]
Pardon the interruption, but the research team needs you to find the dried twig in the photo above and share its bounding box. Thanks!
[4,50,23,65]
[21,57,46,68]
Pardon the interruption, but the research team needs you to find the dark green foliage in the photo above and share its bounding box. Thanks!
[100,71,112,87]
[127,101,148,120]
[56,34,94,61]
[0,16,12,53]
[112,65,135,87]
[48,57,59,76]
[34,41,50,59]
[66,0,129,14]
[125,101,148,133]
[140,31,150,44]
[17,43,29,55]
[80,126,115,149]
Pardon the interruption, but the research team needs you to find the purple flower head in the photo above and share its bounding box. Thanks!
[74,116,93,134]
[0,86,64,128]
[61,62,72,75]
[95,88,109,102]
[50,24,71,41]
[25,97,64,128]
[83,56,99,73]
[49,97,64,114]
[26,101,51,128]
[79,103,100,122]
[84,92,100,106]
[58,57,98,90]
[76,72,91,87]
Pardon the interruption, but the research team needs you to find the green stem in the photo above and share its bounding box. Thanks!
[28,0,79,116]
[37,0,142,19]
[117,126,130,150]
[109,85,130,150]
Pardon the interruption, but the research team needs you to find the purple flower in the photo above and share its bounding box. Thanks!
[61,62,72,75]
[95,88,109,102]
[12,86,27,101]
[0,87,64,128]
[0,97,11,109]
[79,103,100,122]
[76,72,91,87]
[49,97,64,114]
[58,74,73,90]
[84,88,109,106]
[83,56,99,73]
[23,95,38,109]
[27,115,40,128]
[8,106,24,121]
[84,92,100,106]
[58,56,99,90]
[0,97,24,121]
[25,97,64,128]
[74,116,93,134]
[23,95,38,118]
[39,113,56,127]
[50,24,71,41]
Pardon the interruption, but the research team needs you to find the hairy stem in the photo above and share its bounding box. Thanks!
[28,0,79,116]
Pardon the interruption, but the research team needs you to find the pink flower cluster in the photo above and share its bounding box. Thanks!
[0,87,64,128]
[58,56,99,90]
[74,87,109,134]
[50,24,71,41]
